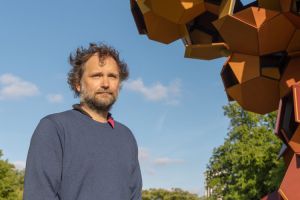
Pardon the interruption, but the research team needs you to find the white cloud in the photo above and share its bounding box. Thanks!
[138,148,183,176]
[47,94,64,103]
[124,78,181,105]
[0,73,39,100]
[154,157,184,166]
[12,160,26,171]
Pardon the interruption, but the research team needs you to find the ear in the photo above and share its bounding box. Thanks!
[75,83,81,93]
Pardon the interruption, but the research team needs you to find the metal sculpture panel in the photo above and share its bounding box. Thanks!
[130,0,300,198]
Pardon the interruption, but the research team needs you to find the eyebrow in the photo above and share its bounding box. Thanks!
[89,71,119,76]
[89,72,102,75]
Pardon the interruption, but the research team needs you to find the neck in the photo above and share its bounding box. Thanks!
[80,103,108,123]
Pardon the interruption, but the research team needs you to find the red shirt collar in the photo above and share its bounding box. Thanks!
[72,104,115,128]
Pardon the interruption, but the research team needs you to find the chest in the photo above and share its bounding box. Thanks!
[61,125,133,179]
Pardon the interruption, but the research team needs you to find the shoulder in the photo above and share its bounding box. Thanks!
[30,111,75,148]
[33,110,76,138]
[39,109,85,129]
[114,121,134,137]
[115,121,132,133]
[114,121,138,145]
[43,110,77,123]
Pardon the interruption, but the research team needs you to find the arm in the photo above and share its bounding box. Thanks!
[23,118,63,200]
[130,136,143,200]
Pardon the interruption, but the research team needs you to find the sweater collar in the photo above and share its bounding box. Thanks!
[72,104,115,128]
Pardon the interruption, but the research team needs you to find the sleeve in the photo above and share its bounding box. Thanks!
[23,118,63,200]
[130,135,143,200]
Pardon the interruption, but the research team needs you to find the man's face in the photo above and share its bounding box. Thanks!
[76,55,121,112]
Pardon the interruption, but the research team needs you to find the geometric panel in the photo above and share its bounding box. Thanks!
[284,12,300,28]
[289,126,300,153]
[226,77,280,114]
[294,83,300,123]
[135,0,184,44]
[219,0,236,19]
[144,0,205,24]
[227,54,260,83]
[258,0,281,11]
[239,77,280,114]
[191,11,221,43]
[276,93,298,150]
[258,14,295,55]
[131,0,147,34]
[260,51,287,80]
[279,153,300,200]
[217,7,287,56]
[184,43,229,60]
[261,68,281,80]
[221,59,240,88]
[204,1,220,15]
[282,145,295,166]
[226,84,243,104]
[187,11,220,44]
[275,99,285,141]
[218,14,259,55]
[233,7,279,28]
[278,92,297,143]
[276,86,300,153]
[144,13,183,44]
[280,0,293,12]
[280,57,300,98]
[287,29,300,53]
[213,16,226,32]
[190,29,213,44]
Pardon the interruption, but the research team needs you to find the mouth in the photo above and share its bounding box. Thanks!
[96,92,112,96]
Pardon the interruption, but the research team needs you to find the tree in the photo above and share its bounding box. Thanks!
[142,188,203,200]
[205,103,285,200]
[0,150,24,200]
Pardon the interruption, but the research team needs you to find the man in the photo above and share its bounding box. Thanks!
[23,43,142,200]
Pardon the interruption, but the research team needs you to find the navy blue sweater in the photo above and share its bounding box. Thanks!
[23,109,142,200]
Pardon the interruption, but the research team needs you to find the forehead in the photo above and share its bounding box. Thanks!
[84,55,119,73]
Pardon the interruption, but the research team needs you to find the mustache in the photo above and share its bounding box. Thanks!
[95,90,112,94]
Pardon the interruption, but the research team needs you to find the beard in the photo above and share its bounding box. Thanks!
[80,88,117,113]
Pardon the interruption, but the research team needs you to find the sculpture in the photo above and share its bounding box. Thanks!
[130,0,300,199]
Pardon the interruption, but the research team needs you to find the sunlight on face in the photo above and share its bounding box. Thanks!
[77,55,121,112]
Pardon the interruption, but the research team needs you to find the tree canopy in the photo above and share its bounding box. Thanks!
[142,188,204,200]
[0,150,24,200]
[205,103,285,200]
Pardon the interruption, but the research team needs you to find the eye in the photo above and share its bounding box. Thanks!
[108,74,119,79]
[91,73,102,78]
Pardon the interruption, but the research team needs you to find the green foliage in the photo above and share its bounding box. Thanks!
[205,103,285,200]
[0,150,24,200]
[142,188,203,200]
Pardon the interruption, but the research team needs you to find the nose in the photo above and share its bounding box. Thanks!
[101,76,109,89]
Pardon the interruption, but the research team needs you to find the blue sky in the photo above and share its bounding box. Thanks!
[0,0,253,196]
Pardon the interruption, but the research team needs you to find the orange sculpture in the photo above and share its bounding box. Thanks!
[131,0,300,199]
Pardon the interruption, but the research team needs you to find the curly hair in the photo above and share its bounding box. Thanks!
[67,43,129,97]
